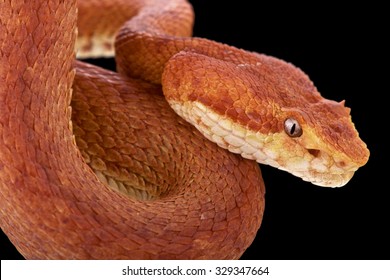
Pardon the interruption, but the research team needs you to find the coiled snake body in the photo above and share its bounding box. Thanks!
[0,0,369,259]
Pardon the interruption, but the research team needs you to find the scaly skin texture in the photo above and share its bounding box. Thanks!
[0,0,368,259]
[162,53,369,186]
[0,0,263,259]
[77,0,194,58]
[114,1,369,186]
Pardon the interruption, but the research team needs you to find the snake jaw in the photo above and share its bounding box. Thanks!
[281,145,358,188]
[167,99,367,188]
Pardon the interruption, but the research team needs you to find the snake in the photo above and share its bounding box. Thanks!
[0,0,369,259]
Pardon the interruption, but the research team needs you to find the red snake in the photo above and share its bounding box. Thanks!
[0,0,369,259]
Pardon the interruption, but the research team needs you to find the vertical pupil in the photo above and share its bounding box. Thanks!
[290,123,296,135]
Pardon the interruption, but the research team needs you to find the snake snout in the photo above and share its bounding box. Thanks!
[301,144,362,187]
[307,148,351,170]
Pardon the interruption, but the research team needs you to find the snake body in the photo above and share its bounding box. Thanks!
[0,0,369,259]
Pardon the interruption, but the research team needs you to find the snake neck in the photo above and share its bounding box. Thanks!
[114,0,264,85]
[114,0,192,83]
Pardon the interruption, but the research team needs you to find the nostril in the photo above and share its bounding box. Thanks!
[308,149,320,157]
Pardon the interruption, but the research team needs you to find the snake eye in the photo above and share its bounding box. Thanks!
[284,118,302,137]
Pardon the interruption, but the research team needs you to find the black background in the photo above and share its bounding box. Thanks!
[1,1,386,260]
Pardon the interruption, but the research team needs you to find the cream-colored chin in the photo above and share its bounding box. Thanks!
[168,100,354,188]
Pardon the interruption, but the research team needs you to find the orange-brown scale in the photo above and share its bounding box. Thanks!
[1,0,370,260]
[114,0,368,169]
[77,0,143,56]
[1,0,265,259]
[161,51,369,167]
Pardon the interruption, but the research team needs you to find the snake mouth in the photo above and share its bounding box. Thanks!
[296,169,355,188]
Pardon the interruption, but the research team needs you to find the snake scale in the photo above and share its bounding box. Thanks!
[0,0,369,259]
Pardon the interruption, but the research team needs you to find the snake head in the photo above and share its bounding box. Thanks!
[277,99,369,187]
[162,49,369,187]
